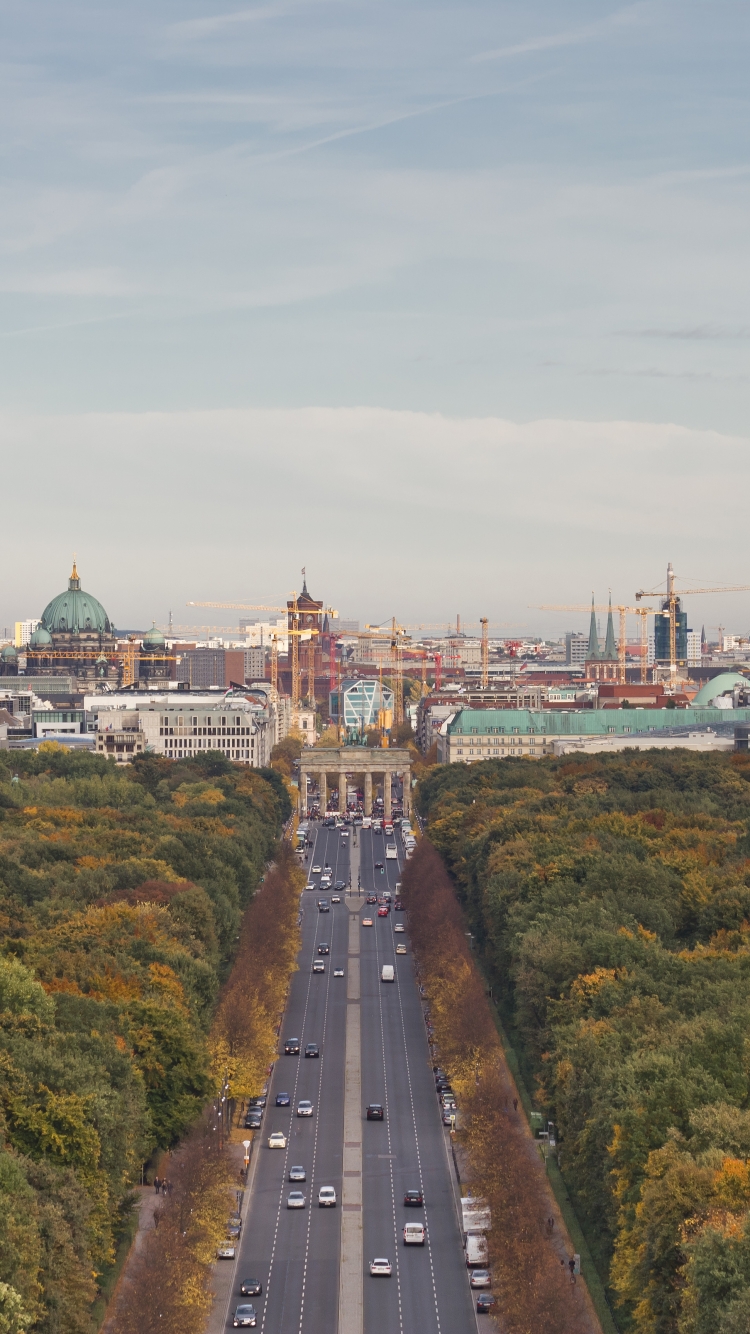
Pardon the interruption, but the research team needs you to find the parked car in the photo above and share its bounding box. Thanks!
[243,1111,262,1129]
[217,1242,236,1259]
[476,1294,496,1314]
[470,1269,492,1288]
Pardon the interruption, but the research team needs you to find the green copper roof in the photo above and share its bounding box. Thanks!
[692,673,749,707]
[587,597,600,660]
[41,563,112,637]
[447,706,750,736]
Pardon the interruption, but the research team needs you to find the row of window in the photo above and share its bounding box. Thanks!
[159,726,252,737]
[160,737,254,750]
[159,715,247,727]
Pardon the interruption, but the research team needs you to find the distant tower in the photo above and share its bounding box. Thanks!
[585,594,619,682]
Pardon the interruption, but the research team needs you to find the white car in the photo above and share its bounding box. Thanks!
[318,1186,336,1207]
[297,1100,314,1117]
[268,1131,286,1149]
[287,1191,306,1209]
[305,883,316,891]
[333,967,345,977]
[331,894,341,903]
[217,1242,236,1259]
[396,944,407,955]
[369,1258,392,1276]
[394,924,405,933]
[311,864,322,874]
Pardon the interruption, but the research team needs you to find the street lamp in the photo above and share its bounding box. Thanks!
[242,1139,251,1173]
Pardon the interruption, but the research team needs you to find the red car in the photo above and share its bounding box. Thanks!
[377,906,389,917]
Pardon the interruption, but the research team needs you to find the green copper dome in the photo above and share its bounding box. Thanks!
[142,622,166,652]
[29,625,53,648]
[41,563,112,637]
[1,644,17,662]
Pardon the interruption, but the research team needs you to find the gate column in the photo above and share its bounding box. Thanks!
[401,772,411,817]
[320,771,327,814]
[364,771,373,816]
[383,771,392,821]
[339,771,348,815]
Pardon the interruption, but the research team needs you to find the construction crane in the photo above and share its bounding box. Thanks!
[536,603,655,684]
[187,601,286,613]
[636,564,750,681]
[480,618,489,689]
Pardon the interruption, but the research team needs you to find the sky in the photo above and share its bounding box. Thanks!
[2,1,750,636]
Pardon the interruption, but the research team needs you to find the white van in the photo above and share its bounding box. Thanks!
[465,1234,488,1267]
[380,965,395,983]
[403,1222,425,1245]
[385,843,398,860]
[362,816,372,829]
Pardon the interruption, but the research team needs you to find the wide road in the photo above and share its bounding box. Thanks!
[219,818,475,1334]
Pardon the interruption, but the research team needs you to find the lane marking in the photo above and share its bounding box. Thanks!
[372,895,405,1334]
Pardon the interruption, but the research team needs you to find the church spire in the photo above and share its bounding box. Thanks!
[587,594,601,660]
[603,594,618,661]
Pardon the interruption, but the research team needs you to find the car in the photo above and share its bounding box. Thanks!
[248,1095,267,1107]
[232,1304,257,1327]
[304,1043,320,1058]
[276,1091,291,1106]
[244,1112,262,1129]
[297,1100,314,1117]
[331,894,341,903]
[374,861,384,870]
[362,917,373,927]
[268,1131,287,1149]
[320,878,332,889]
[369,1258,392,1276]
[305,883,316,891]
[284,1038,300,1055]
[442,1109,456,1126]
[227,1222,242,1240]
[476,1294,496,1313]
[239,1280,262,1296]
[311,864,322,873]
[377,906,389,917]
[217,1242,236,1259]
[404,1189,423,1206]
[318,943,329,955]
[312,960,325,973]
[317,900,330,913]
[367,1104,384,1120]
[436,1079,452,1092]
[289,1165,306,1182]
[334,880,347,891]
[394,899,404,911]
[373,825,382,835]
[366,894,377,905]
[403,1222,425,1245]
[287,1190,306,1209]
[333,967,345,977]
[318,1186,336,1207]
[470,1269,492,1288]
[396,944,407,955]
[394,924,405,933]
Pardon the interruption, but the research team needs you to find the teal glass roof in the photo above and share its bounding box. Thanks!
[447,706,750,737]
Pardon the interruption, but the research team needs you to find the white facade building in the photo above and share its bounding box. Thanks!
[88,692,275,766]
[14,619,40,647]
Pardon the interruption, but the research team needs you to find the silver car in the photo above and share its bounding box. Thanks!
[287,1191,306,1209]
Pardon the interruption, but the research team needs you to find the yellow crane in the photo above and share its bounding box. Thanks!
[536,603,655,684]
[480,618,489,689]
[636,563,750,681]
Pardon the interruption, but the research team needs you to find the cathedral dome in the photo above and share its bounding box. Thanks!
[142,622,166,652]
[1,644,17,662]
[41,563,112,636]
[29,625,53,648]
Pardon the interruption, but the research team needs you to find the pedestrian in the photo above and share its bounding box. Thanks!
[513,1098,518,1111]
[568,1258,576,1284]
[546,1216,554,1236]
[153,1176,160,1194]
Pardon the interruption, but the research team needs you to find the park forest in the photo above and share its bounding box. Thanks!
[0,745,290,1334]
[418,750,750,1334]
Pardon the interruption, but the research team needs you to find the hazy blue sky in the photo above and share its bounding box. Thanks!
[2,2,749,633]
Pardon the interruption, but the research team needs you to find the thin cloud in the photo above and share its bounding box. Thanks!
[621,325,750,340]
[472,3,646,64]
[168,0,324,40]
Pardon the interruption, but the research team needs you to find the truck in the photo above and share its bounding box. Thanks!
[385,843,398,860]
[362,816,372,829]
[380,965,395,983]
[464,1233,488,1267]
[462,1197,492,1234]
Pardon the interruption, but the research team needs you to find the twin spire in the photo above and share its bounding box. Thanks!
[587,594,618,662]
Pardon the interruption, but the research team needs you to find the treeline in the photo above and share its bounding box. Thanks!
[104,850,303,1334]
[404,841,597,1334]
[417,752,750,1334]
[0,745,289,1334]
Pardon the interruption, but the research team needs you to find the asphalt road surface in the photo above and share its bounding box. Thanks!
[221,819,476,1334]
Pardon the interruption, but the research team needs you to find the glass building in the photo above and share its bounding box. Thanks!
[329,678,394,732]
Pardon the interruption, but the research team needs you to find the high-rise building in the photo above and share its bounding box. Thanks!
[565,632,588,665]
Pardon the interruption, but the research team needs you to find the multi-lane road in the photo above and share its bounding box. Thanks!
[213,821,477,1334]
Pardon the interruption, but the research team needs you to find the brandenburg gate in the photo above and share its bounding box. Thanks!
[297,747,412,819]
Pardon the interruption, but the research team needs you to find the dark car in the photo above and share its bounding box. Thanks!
[248,1095,267,1107]
[227,1221,242,1239]
[244,1112,262,1129]
[404,1189,423,1206]
[232,1304,257,1327]
[476,1294,496,1314]
[436,1079,453,1093]
[394,900,404,911]
[433,1068,447,1082]
[366,894,378,905]
[284,1038,300,1055]
[367,1103,384,1120]
[324,817,335,827]
[317,942,329,955]
[334,880,347,891]
[304,1043,320,1058]
[374,861,384,870]
[276,1092,291,1107]
[317,900,330,913]
[240,1279,262,1296]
